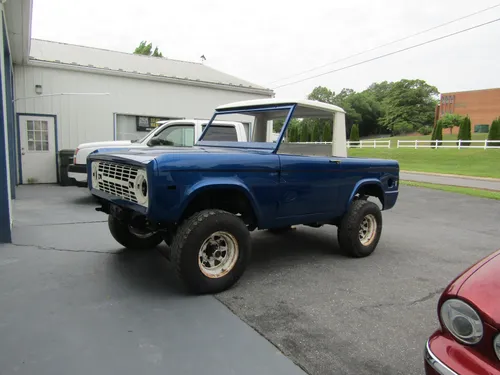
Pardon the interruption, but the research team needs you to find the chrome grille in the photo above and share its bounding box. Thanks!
[93,161,140,204]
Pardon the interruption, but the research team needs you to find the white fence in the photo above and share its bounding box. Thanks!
[292,140,391,148]
[397,139,500,149]
[281,139,500,149]
[346,140,391,148]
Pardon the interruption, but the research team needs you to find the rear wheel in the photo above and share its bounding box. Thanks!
[108,215,163,250]
[337,200,382,258]
[170,209,251,294]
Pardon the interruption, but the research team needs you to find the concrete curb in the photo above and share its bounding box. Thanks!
[401,170,500,182]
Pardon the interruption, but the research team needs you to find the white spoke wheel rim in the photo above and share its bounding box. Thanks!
[198,231,239,278]
[359,214,377,246]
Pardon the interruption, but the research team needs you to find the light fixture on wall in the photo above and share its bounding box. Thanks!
[35,85,42,95]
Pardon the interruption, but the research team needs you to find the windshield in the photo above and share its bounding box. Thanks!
[197,104,337,156]
[198,106,293,149]
[132,127,159,143]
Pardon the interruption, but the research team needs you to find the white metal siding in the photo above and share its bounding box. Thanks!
[14,65,272,149]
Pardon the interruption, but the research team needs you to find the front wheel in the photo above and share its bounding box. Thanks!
[337,200,382,258]
[108,215,163,250]
[170,209,251,294]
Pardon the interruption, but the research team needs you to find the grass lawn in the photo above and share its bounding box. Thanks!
[348,148,500,179]
[401,181,500,200]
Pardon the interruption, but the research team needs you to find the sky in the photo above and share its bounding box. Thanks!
[31,0,500,98]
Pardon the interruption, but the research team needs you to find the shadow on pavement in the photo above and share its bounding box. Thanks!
[72,194,98,206]
[250,227,344,266]
[108,246,187,296]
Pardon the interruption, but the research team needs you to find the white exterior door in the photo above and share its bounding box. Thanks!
[19,115,57,184]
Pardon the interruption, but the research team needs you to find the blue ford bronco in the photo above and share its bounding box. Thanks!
[89,99,399,294]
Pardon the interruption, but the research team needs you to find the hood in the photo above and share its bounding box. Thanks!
[78,140,133,149]
[93,145,273,158]
[445,249,500,328]
[88,145,275,168]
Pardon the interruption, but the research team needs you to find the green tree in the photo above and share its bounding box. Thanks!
[487,118,500,141]
[345,92,382,137]
[299,120,311,142]
[321,121,332,142]
[437,113,464,134]
[457,115,472,146]
[365,81,395,103]
[307,86,336,104]
[273,119,284,133]
[392,121,414,135]
[418,125,433,135]
[134,41,163,57]
[379,79,439,134]
[431,121,443,147]
[349,124,360,142]
[307,86,360,133]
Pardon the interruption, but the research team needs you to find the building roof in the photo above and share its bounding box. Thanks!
[28,39,273,95]
[217,98,346,115]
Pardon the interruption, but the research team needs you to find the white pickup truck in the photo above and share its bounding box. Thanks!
[68,119,248,187]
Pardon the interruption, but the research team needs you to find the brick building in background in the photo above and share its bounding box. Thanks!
[435,88,500,134]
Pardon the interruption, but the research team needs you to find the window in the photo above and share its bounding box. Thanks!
[201,125,238,141]
[149,125,194,147]
[27,120,49,151]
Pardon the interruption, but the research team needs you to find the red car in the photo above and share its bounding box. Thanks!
[425,249,500,375]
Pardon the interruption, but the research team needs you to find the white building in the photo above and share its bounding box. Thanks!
[0,0,273,243]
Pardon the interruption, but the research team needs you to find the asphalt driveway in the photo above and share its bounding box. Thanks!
[0,186,304,375]
[1,185,499,375]
[217,186,500,375]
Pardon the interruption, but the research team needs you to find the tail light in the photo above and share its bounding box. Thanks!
[73,148,79,164]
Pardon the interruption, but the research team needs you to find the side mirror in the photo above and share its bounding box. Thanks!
[148,138,161,146]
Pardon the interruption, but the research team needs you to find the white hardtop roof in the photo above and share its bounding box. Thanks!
[216,98,346,114]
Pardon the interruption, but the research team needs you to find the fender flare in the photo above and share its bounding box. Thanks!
[180,178,262,223]
[346,178,385,210]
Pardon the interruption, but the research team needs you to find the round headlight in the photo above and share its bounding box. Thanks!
[494,334,500,360]
[440,299,483,345]
[133,170,148,206]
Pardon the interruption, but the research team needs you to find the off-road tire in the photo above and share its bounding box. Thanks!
[170,209,251,294]
[337,200,382,258]
[108,215,163,250]
[268,226,295,234]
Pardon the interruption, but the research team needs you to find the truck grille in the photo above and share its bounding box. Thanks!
[92,161,147,206]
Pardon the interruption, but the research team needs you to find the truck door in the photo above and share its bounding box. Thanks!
[276,152,343,220]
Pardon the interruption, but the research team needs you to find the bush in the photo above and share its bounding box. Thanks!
[418,126,433,135]
[349,124,360,142]
[392,122,414,135]
[458,115,472,146]
[487,117,500,141]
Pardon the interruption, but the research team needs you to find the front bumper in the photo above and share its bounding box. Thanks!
[68,164,87,185]
[425,331,500,375]
[425,340,458,375]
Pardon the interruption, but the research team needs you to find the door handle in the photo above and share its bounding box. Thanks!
[329,159,341,164]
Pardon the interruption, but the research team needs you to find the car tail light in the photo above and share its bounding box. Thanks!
[73,148,79,164]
